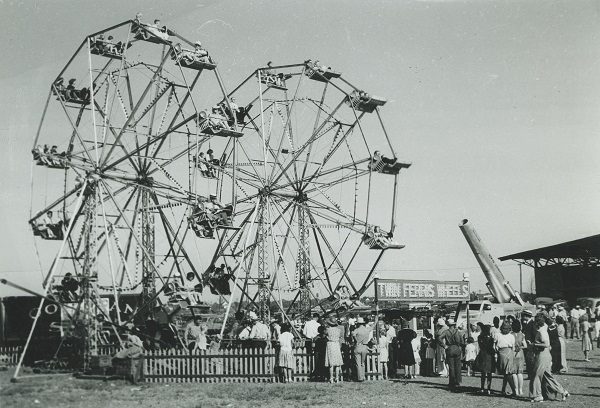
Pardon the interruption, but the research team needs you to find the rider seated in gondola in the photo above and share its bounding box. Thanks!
[31,210,65,240]
[172,41,211,65]
[209,195,233,227]
[60,273,80,302]
[362,225,402,250]
[368,150,397,169]
[132,16,170,42]
[53,78,90,104]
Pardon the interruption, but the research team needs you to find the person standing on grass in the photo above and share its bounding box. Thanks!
[376,328,390,379]
[475,323,495,395]
[554,316,568,373]
[530,314,569,403]
[352,317,370,382]
[570,305,582,339]
[511,319,527,396]
[434,318,448,377]
[496,322,517,396]
[440,319,465,392]
[521,310,536,379]
[581,314,593,362]
[325,316,344,383]
[397,320,417,379]
[464,337,477,377]
[277,323,295,383]
[423,330,435,377]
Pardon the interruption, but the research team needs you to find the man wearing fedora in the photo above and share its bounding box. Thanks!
[440,319,465,391]
[352,317,370,381]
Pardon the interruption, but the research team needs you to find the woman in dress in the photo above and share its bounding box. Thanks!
[376,328,390,379]
[277,323,295,383]
[496,322,517,396]
[476,323,495,395]
[555,316,568,372]
[324,317,344,383]
[422,330,435,377]
[434,318,448,376]
[548,319,562,373]
[581,314,593,362]
[511,320,527,396]
[530,314,569,402]
[397,321,417,379]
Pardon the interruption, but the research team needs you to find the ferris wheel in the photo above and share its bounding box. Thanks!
[25,18,240,369]
[201,60,411,329]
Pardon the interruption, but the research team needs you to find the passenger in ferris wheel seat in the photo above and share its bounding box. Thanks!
[61,273,80,302]
[196,152,210,177]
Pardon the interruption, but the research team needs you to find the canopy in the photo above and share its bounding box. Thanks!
[499,234,600,261]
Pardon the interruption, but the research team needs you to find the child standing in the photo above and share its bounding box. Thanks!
[278,323,295,383]
[464,337,477,376]
[377,328,390,379]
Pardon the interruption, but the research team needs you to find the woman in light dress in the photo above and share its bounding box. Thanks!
[277,323,295,383]
[495,322,517,396]
[324,317,344,383]
[377,328,390,379]
[581,314,593,362]
[530,314,569,403]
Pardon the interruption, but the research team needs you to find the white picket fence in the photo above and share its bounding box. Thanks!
[142,346,381,383]
[0,346,22,366]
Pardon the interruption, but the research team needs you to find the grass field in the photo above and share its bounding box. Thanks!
[1,339,598,408]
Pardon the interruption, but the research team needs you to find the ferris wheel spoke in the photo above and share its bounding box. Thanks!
[297,83,329,183]
[151,192,201,283]
[268,197,333,297]
[270,99,346,187]
[99,180,166,288]
[100,51,172,168]
[92,100,141,173]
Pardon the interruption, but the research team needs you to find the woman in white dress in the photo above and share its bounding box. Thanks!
[277,323,295,383]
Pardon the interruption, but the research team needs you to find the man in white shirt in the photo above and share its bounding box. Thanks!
[570,306,582,339]
[303,314,320,340]
[249,318,270,349]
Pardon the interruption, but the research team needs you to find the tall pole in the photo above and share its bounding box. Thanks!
[374,275,380,343]
[519,263,523,294]
[141,186,156,319]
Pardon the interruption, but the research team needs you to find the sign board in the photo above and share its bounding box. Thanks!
[376,279,470,302]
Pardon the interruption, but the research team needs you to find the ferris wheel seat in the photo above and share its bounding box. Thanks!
[379,161,410,175]
[259,73,291,90]
[345,92,386,113]
[179,58,217,71]
[216,225,240,231]
[307,69,341,83]
[133,29,171,44]
[201,126,243,138]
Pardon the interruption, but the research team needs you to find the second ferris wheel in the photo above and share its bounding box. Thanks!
[198,60,411,325]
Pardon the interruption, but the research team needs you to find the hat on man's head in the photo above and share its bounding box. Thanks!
[521,310,533,317]
[195,41,202,46]
[447,319,456,326]
[576,305,581,309]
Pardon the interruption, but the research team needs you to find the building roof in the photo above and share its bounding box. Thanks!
[499,234,600,262]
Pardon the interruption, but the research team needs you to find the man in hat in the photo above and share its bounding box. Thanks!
[570,305,582,339]
[440,319,465,391]
[352,317,370,381]
[521,310,535,378]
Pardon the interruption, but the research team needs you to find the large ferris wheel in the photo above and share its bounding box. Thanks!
[23,18,410,371]
[197,61,411,329]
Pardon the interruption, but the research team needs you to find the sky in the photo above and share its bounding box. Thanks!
[0,0,599,298]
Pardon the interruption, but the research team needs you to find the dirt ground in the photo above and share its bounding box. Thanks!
[1,338,598,408]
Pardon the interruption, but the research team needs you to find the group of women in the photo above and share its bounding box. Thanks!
[476,314,570,402]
